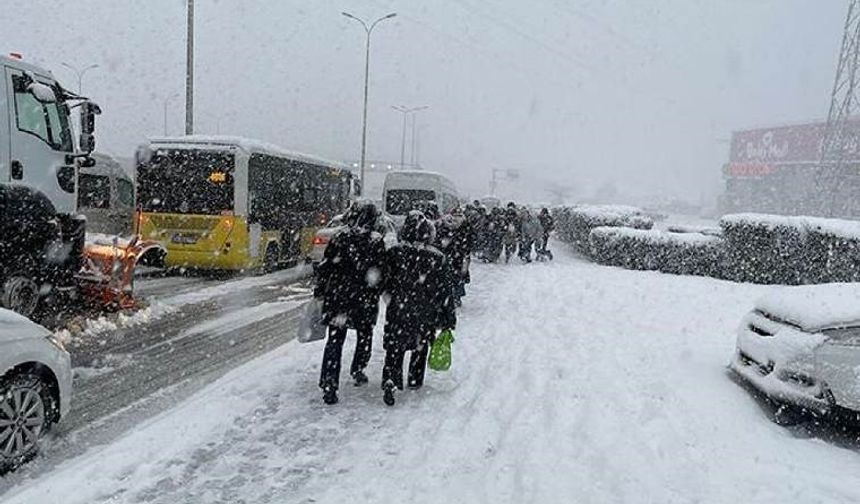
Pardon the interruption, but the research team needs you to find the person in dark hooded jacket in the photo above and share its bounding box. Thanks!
[315,202,386,405]
[537,207,555,257]
[435,209,472,304]
[381,211,457,406]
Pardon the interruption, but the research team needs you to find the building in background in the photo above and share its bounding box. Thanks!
[721,119,860,216]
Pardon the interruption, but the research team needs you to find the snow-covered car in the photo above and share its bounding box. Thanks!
[730,283,860,417]
[308,214,398,265]
[0,309,72,472]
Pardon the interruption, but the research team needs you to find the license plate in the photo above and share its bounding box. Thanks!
[172,233,199,245]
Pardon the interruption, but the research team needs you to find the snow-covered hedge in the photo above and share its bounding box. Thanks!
[554,208,860,285]
[552,205,654,253]
[720,213,860,284]
[588,227,726,278]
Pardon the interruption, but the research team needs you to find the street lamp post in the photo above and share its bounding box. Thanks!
[342,11,397,189]
[186,0,195,135]
[163,93,180,135]
[392,105,428,169]
[61,62,100,94]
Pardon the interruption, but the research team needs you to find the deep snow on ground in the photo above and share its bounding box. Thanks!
[6,245,860,504]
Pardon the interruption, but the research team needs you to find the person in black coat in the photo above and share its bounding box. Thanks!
[435,209,472,304]
[315,202,386,405]
[538,207,555,256]
[381,211,457,406]
[503,202,521,263]
[483,207,505,262]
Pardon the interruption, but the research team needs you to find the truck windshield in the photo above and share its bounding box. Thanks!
[386,189,435,215]
[137,149,235,215]
[12,78,73,152]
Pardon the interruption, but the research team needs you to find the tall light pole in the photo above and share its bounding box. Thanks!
[185,0,195,136]
[414,123,429,169]
[392,105,427,169]
[61,62,99,94]
[163,93,180,135]
[342,11,397,189]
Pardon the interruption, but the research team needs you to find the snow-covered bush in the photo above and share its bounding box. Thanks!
[589,227,726,278]
[719,214,809,284]
[720,213,860,284]
[552,205,653,253]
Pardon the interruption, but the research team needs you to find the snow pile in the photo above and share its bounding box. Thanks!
[589,226,726,278]
[553,204,653,252]
[85,233,134,247]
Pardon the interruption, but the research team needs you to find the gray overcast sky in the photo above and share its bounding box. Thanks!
[0,0,845,204]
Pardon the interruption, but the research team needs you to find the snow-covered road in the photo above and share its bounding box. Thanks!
[6,245,860,503]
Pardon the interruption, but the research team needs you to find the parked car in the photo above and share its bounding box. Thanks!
[730,283,860,418]
[308,214,398,265]
[0,308,72,472]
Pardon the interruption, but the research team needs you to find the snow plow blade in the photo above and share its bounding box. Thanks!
[77,237,166,310]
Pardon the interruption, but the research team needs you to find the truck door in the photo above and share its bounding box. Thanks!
[5,67,76,215]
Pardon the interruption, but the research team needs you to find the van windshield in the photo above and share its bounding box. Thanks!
[386,189,435,215]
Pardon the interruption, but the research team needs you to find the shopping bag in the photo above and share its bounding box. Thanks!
[428,329,455,371]
[298,298,327,343]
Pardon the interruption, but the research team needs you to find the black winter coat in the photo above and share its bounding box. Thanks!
[539,213,554,233]
[314,228,386,329]
[382,243,457,349]
[435,217,472,276]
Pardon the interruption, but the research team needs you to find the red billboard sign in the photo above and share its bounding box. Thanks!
[729,119,860,165]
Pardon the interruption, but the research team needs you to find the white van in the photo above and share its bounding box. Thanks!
[78,153,135,236]
[382,171,459,225]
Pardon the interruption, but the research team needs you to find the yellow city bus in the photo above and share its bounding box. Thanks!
[135,136,354,272]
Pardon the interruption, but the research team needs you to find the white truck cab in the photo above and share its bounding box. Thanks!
[0,55,82,214]
[0,54,100,318]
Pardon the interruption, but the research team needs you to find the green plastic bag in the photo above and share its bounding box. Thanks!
[429,329,455,372]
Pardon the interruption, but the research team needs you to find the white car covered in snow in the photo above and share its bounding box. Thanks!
[731,283,860,417]
[0,309,72,471]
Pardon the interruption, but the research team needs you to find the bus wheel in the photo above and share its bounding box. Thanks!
[1,277,40,319]
[263,244,280,274]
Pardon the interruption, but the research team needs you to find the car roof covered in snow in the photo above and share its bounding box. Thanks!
[145,135,348,170]
[755,283,860,332]
[0,308,51,342]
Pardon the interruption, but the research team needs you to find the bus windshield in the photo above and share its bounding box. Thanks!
[386,189,435,215]
[138,149,235,215]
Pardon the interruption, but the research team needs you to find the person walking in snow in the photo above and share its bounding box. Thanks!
[435,208,472,305]
[315,202,386,405]
[519,209,543,263]
[381,211,457,406]
[483,207,505,262]
[502,202,521,263]
[537,207,554,258]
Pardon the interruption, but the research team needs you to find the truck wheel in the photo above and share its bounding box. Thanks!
[1,277,40,319]
[0,373,54,473]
